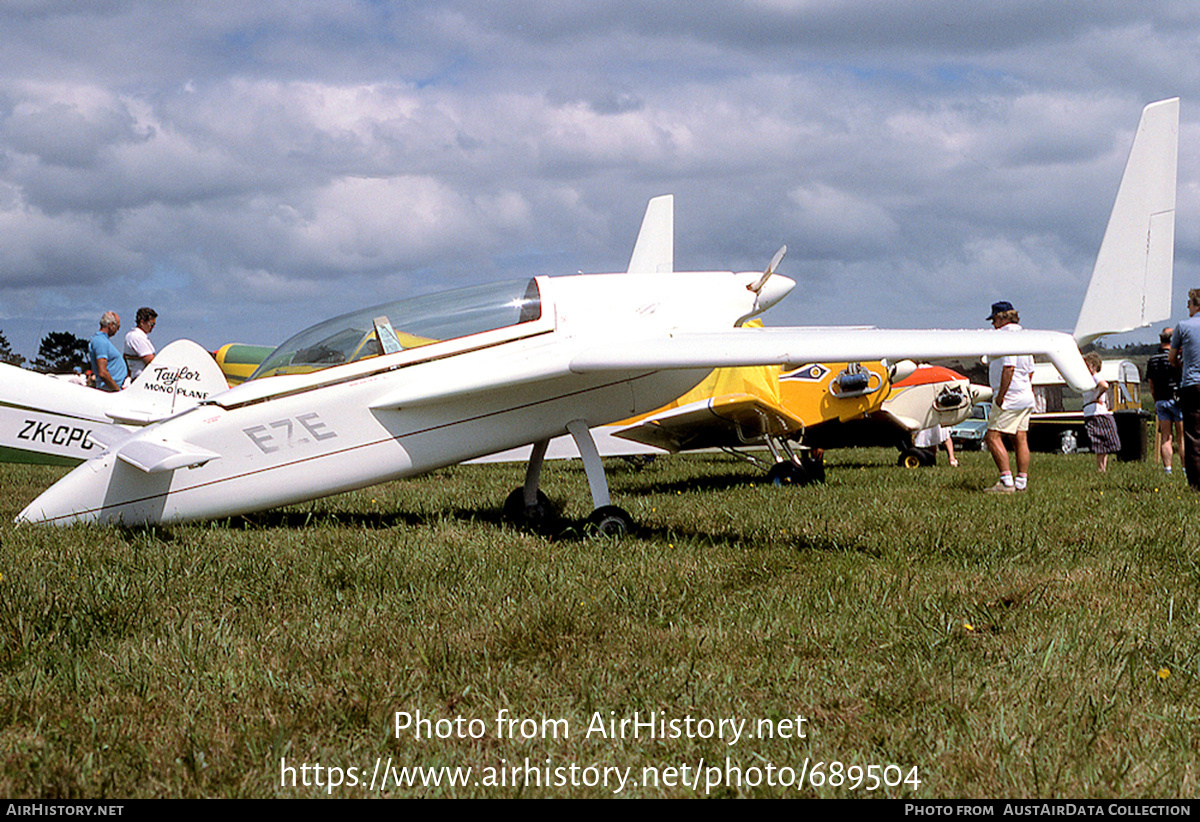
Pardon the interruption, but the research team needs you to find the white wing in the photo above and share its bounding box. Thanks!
[571,327,1096,391]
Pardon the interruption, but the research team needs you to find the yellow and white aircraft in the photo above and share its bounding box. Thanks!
[213,344,274,386]
[595,346,906,484]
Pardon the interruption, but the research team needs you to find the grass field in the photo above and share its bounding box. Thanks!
[1,446,1198,798]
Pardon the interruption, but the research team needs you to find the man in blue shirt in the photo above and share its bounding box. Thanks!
[88,311,128,392]
[1169,290,1200,488]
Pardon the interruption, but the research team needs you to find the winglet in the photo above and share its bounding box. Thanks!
[1074,98,1179,346]
[1043,334,1098,393]
[626,195,674,274]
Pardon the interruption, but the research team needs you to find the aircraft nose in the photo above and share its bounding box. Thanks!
[17,485,75,525]
[16,455,113,526]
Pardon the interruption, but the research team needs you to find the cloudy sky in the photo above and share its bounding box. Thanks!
[0,1,1196,360]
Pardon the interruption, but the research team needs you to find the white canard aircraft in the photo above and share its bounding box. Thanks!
[0,339,231,466]
[18,252,1095,534]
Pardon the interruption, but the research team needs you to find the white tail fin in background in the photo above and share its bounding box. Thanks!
[627,194,674,273]
[1074,98,1178,346]
[106,339,230,424]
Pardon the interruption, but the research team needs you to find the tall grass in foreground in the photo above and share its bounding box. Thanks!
[0,449,1197,798]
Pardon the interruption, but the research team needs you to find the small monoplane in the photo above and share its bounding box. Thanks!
[0,340,231,466]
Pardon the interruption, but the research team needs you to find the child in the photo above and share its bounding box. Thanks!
[1082,352,1121,472]
[913,424,958,467]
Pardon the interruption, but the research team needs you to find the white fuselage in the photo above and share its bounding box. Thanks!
[0,365,119,465]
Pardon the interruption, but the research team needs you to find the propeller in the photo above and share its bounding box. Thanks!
[748,245,787,294]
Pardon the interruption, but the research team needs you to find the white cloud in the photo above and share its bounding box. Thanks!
[786,183,899,257]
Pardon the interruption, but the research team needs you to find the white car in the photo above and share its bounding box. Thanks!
[949,402,990,450]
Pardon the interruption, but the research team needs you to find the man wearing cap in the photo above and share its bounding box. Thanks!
[984,301,1036,493]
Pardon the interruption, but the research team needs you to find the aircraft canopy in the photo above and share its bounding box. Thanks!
[251,278,543,379]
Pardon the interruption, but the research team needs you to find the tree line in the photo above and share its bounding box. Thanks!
[0,330,90,373]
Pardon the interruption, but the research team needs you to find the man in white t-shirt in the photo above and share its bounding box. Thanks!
[123,306,157,380]
[983,301,1035,493]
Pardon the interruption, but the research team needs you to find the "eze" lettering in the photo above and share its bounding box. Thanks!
[243,412,336,454]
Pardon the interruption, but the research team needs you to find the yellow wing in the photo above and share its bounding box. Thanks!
[612,393,805,452]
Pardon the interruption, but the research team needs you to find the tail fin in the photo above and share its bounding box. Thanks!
[1074,98,1178,346]
[626,194,674,273]
[107,339,230,424]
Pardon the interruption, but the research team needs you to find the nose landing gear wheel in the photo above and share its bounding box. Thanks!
[800,456,825,484]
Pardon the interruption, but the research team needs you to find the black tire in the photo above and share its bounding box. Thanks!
[766,461,807,486]
[585,505,634,538]
[898,448,924,469]
[503,487,557,527]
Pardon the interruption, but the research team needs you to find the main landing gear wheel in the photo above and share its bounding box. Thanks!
[766,459,822,487]
[898,447,935,468]
[586,505,634,538]
[503,488,557,528]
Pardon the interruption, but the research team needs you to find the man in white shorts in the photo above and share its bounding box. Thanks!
[984,301,1035,493]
